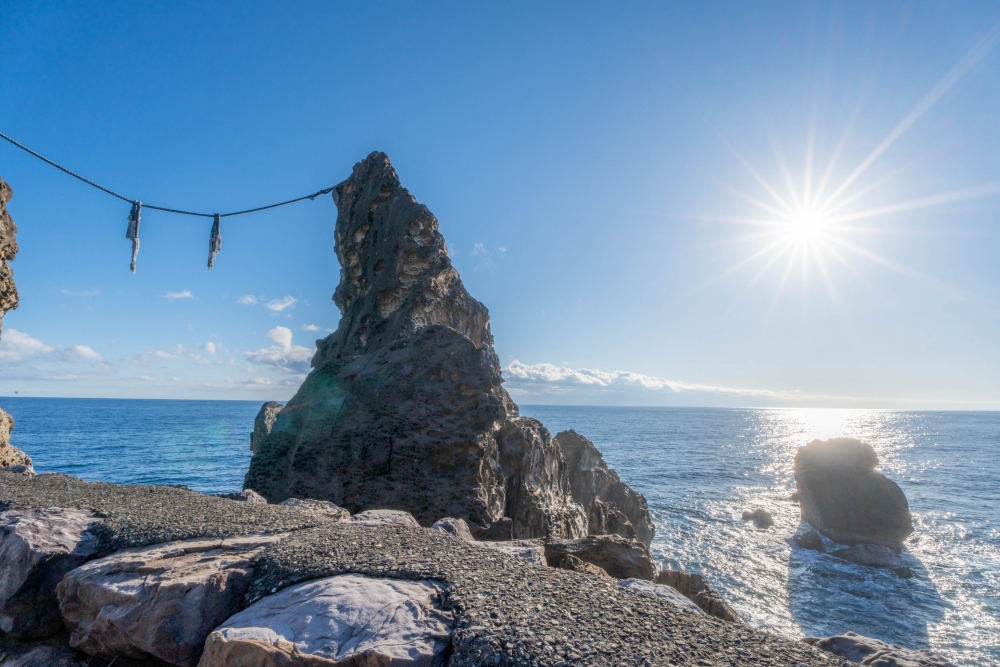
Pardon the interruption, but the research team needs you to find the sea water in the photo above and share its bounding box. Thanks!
[2,398,997,666]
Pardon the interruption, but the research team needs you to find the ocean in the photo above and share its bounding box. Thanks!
[2,398,997,666]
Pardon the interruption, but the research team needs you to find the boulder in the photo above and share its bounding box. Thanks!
[0,508,99,638]
[0,411,32,473]
[431,517,474,541]
[654,570,742,623]
[617,579,703,614]
[198,573,454,667]
[793,530,826,553]
[243,153,637,544]
[279,497,351,521]
[351,509,420,528]
[213,489,267,504]
[56,534,282,667]
[554,553,610,578]
[793,438,913,548]
[477,539,547,566]
[543,535,655,580]
[831,543,903,569]
[805,631,956,666]
[251,402,283,455]
[0,177,20,338]
[742,508,773,528]
[554,430,655,548]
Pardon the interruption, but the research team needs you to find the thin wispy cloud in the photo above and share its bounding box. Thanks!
[266,296,297,312]
[60,288,100,297]
[302,324,320,331]
[162,290,193,300]
[237,295,259,305]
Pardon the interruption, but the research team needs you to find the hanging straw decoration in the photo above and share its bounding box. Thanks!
[207,213,222,269]
[125,201,142,273]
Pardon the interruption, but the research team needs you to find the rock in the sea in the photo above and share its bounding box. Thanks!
[617,578,704,614]
[543,535,656,580]
[742,508,774,528]
[278,497,350,521]
[831,543,904,569]
[243,153,644,544]
[0,177,20,339]
[806,631,956,666]
[198,573,454,667]
[431,517,474,541]
[0,410,32,473]
[794,438,913,548]
[793,530,826,552]
[251,401,283,455]
[213,489,267,504]
[351,509,421,527]
[0,508,99,638]
[56,534,281,667]
[654,570,742,623]
[555,429,655,548]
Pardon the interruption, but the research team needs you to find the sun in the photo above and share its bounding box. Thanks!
[785,208,828,245]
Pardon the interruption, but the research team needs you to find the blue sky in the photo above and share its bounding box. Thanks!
[1,1,999,408]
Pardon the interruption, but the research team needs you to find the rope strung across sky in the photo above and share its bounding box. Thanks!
[0,131,336,272]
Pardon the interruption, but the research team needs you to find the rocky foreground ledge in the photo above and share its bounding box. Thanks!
[0,471,850,667]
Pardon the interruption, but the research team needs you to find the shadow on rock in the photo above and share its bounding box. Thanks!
[786,524,947,652]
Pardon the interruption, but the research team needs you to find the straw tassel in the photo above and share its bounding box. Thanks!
[125,201,141,273]
[207,213,222,269]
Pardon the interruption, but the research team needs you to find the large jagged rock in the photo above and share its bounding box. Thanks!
[0,177,19,338]
[250,402,283,455]
[804,631,956,667]
[654,570,742,623]
[555,430,654,548]
[794,438,913,549]
[0,410,32,472]
[0,508,100,638]
[243,153,599,541]
[56,534,282,667]
[543,535,656,580]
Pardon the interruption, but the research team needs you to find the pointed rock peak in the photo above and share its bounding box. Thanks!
[316,152,491,367]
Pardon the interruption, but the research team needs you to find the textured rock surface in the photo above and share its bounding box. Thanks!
[654,570,743,623]
[742,508,774,527]
[251,402,283,455]
[279,497,350,521]
[555,430,654,548]
[476,539,546,566]
[794,530,826,552]
[497,418,586,540]
[430,517,474,541]
[831,543,904,569]
[806,631,956,666]
[555,553,611,578]
[794,438,913,548]
[0,471,332,555]
[0,508,99,638]
[351,509,420,528]
[0,177,19,337]
[56,534,282,666]
[543,535,656,581]
[244,153,646,544]
[199,573,454,667]
[1,644,92,667]
[617,578,703,614]
[0,410,32,472]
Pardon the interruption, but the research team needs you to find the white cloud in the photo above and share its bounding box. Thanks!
[237,295,258,305]
[61,288,100,297]
[162,290,193,300]
[266,296,297,312]
[302,324,320,331]
[498,247,507,253]
[472,243,486,255]
[504,360,791,399]
[203,342,219,355]
[245,326,313,374]
[0,329,106,367]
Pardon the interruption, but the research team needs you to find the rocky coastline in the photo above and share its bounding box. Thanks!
[0,158,955,666]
